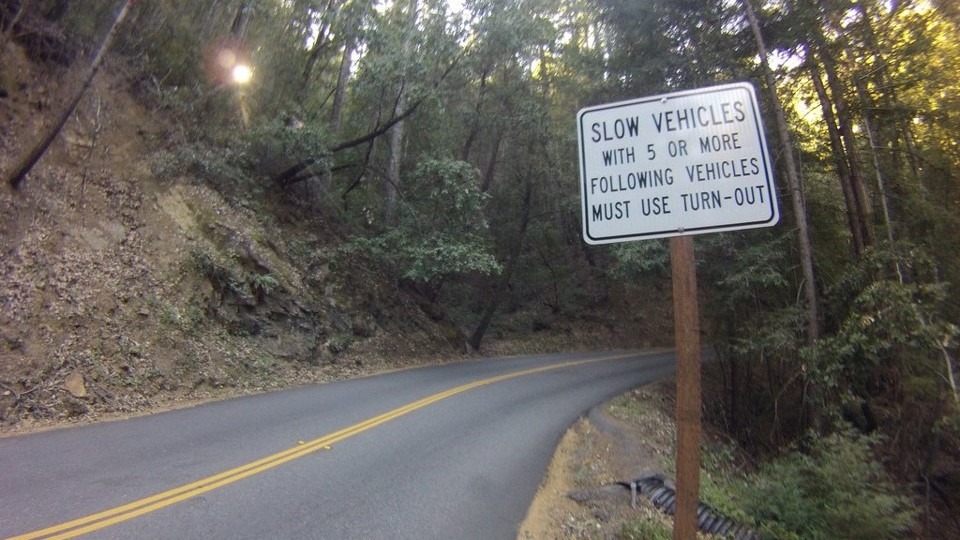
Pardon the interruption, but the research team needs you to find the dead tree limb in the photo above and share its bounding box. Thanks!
[0,0,33,54]
[271,48,466,188]
[5,0,135,189]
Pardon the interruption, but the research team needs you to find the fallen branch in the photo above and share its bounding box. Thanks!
[5,0,135,189]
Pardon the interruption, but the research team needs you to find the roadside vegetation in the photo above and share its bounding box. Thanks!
[549,386,917,540]
[1,0,959,537]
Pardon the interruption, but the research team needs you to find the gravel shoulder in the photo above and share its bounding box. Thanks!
[517,379,682,539]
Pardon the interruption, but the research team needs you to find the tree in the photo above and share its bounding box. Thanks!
[806,55,867,254]
[341,157,501,291]
[742,0,821,344]
[468,162,533,350]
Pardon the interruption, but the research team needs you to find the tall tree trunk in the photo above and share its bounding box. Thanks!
[5,0,135,189]
[297,0,336,106]
[817,39,876,248]
[743,0,820,345]
[330,38,354,134]
[384,0,418,227]
[808,56,865,255]
[469,180,533,350]
[460,69,489,162]
[43,0,67,22]
[479,129,504,193]
[230,1,250,40]
[320,32,355,196]
[851,0,921,179]
[849,46,959,405]
[854,76,898,252]
[331,0,371,132]
[385,103,403,226]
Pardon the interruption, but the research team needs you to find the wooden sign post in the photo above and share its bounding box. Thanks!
[670,235,701,540]
[577,82,778,539]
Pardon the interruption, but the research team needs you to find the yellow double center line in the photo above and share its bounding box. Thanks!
[9,352,639,540]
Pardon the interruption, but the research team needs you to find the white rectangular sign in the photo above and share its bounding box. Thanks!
[577,82,779,244]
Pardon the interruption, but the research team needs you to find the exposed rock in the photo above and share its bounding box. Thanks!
[64,372,87,398]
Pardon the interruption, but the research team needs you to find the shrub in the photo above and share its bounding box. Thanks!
[189,248,241,296]
[327,334,353,355]
[737,431,916,540]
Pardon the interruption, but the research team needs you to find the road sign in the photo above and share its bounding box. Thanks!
[577,82,779,244]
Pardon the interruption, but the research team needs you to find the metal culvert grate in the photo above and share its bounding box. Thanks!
[618,475,758,540]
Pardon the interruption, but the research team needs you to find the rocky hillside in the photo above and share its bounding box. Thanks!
[0,44,447,429]
[0,40,656,433]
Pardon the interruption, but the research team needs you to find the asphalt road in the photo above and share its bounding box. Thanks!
[0,350,676,540]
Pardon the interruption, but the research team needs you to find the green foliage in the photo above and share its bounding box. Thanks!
[735,431,916,540]
[699,232,794,313]
[698,443,754,524]
[513,225,585,314]
[693,231,812,445]
[821,279,949,364]
[327,334,353,355]
[188,247,242,296]
[810,243,957,401]
[252,117,328,158]
[608,240,670,281]
[713,242,791,307]
[400,238,501,283]
[250,272,279,302]
[341,157,501,286]
[152,137,252,187]
[119,1,218,87]
[722,305,807,365]
[824,243,940,317]
[607,393,654,421]
[618,516,672,540]
[147,84,206,120]
[245,116,330,177]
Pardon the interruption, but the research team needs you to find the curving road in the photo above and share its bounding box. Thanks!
[0,350,676,540]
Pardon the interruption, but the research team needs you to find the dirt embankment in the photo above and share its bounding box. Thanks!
[0,38,469,432]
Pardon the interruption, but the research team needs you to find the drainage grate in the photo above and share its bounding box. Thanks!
[619,475,758,539]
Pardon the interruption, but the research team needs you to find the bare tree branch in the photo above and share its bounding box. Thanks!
[5,0,135,189]
[272,47,467,188]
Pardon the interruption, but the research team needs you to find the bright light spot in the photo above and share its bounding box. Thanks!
[232,64,253,85]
